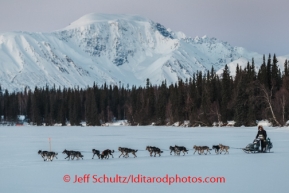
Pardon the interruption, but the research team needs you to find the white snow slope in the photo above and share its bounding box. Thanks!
[0,126,288,193]
[1,13,288,92]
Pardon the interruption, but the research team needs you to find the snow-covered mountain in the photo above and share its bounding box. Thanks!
[0,13,287,91]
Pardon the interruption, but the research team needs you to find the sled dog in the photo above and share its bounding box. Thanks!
[169,146,178,155]
[38,150,57,161]
[193,145,203,155]
[219,144,230,154]
[62,149,84,160]
[146,146,163,157]
[200,146,211,155]
[92,149,101,159]
[212,145,221,154]
[174,145,189,156]
[47,152,58,161]
[38,150,49,161]
[101,149,114,159]
[118,147,138,158]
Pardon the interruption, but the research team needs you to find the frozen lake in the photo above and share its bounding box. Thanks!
[0,126,288,193]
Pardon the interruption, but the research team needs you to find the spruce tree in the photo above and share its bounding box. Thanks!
[221,65,231,123]
[156,81,167,125]
[284,60,288,76]
[271,54,280,90]
[234,75,248,126]
[267,54,272,89]
[258,55,267,85]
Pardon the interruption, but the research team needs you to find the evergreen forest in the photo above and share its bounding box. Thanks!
[1,54,289,127]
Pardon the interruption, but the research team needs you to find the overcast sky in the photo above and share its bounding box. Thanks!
[0,0,288,55]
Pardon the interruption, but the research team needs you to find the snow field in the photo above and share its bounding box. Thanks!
[0,126,288,193]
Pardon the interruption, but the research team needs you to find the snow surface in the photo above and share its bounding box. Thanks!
[1,13,287,92]
[0,126,289,193]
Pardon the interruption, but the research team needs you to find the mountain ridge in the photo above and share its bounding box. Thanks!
[0,13,287,92]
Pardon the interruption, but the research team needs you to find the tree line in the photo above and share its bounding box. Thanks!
[1,54,289,127]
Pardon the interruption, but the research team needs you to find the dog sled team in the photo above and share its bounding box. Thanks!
[37,143,231,162]
[37,126,272,161]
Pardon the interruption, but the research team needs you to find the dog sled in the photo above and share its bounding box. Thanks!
[242,138,273,154]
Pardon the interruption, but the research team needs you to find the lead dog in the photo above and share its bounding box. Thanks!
[38,150,49,161]
[38,150,57,161]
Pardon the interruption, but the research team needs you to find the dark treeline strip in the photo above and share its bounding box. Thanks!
[1,54,289,126]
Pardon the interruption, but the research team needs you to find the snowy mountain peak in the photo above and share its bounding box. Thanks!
[0,13,288,92]
[64,13,152,30]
